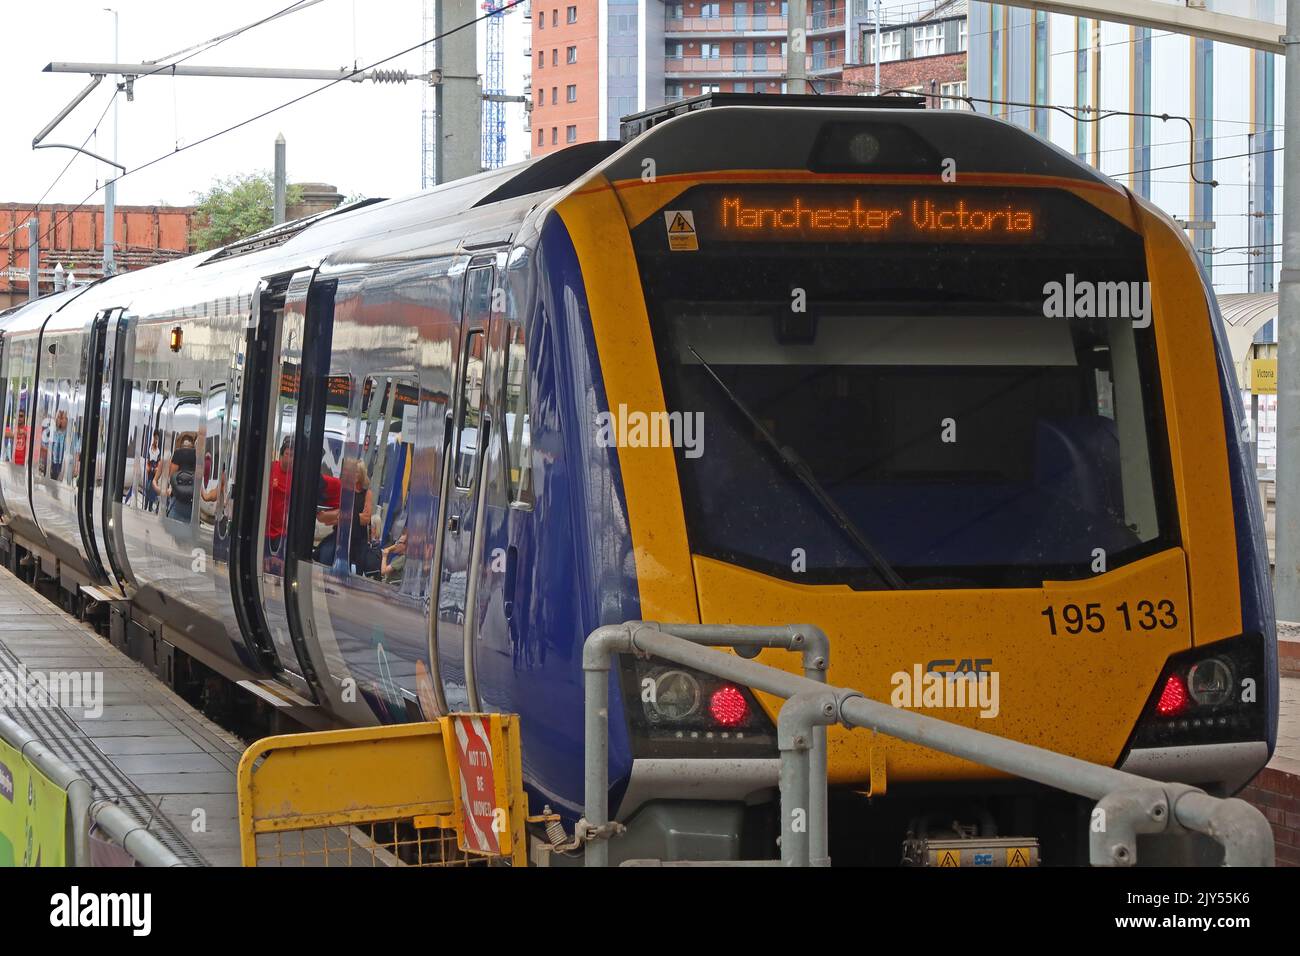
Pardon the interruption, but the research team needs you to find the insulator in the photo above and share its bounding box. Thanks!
[368,69,410,85]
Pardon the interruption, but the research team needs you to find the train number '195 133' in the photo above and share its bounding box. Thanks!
[1040,600,1178,636]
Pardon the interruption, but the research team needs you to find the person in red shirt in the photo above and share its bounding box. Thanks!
[314,456,343,565]
[13,410,27,466]
[265,436,293,557]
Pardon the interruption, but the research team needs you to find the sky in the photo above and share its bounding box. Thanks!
[0,0,532,209]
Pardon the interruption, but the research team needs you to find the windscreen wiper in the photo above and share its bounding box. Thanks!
[686,344,905,590]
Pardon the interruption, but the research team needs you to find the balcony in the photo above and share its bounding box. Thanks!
[808,48,845,72]
[809,10,846,31]
[664,10,845,35]
[664,54,789,76]
[665,15,788,34]
[665,50,843,78]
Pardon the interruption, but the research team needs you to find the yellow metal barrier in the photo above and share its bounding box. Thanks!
[237,716,528,867]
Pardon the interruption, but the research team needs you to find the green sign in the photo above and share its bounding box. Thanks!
[0,738,68,866]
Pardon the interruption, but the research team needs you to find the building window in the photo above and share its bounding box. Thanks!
[1033,11,1048,132]
[551,9,557,26]
[537,128,544,146]
[536,87,543,106]
[567,5,577,22]
[1133,27,1152,197]
[566,124,577,143]
[733,81,749,92]
[552,48,558,66]
[537,51,544,68]
[566,45,577,63]
[702,42,721,58]
[666,81,683,100]
[551,127,558,144]
[1075,18,1088,157]
[991,5,1003,110]
[959,19,968,51]
[566,83,577,102]
[702,83,721,93]
[701,2,720,16]
[539,13,544,29]
[667,41,685,58]
[940,80,967,109]
[912,22,943,57]
[1194,37,1214,270]
[667,3,684,20]
[868,28,899,64]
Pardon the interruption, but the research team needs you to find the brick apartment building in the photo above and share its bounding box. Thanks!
[527,0,856,155]
[842,0,968,105]
[0,203,195,310]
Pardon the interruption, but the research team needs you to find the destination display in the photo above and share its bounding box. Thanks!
[683,188,1043,243]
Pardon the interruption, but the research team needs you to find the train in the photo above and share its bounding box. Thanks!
[0,94,1278,865]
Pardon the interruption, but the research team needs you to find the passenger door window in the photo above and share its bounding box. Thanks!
[349,374,418,584]
[503,322,533,506]
[453,331,486,489]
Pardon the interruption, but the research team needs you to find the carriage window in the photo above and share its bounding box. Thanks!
[38,378,72,482]
[333,375,418,581]
[350,374,418,585]
[454,330,485,489]
[311,374,352,568]
[35,378,56,479]
[265,309,300,566]
[503,322,533,506]
[144,379,170,512]
[63,379,83,487]
[161,384,201,528]
[2,340,36,467]
[200,383,226,531]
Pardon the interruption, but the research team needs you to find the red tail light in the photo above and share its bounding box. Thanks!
[709,685,749,727]
[1156,674,1190,717]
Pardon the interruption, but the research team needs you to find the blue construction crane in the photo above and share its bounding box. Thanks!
[481,0,510,169]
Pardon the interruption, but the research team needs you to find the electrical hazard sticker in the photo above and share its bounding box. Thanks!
[936,849,961,867]
[664,210,698,251]
[1006,847,1032,867]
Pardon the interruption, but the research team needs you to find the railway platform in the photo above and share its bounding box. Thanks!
[0,564,243,866]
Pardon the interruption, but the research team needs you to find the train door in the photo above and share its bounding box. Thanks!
[94,308,133,590]
[75,309,111,583]
[252,270,319,700]
[433,259,498,711]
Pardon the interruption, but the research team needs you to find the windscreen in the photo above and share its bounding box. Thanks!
[629,185,1177,589]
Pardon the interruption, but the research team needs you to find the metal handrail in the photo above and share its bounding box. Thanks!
[583,622,1275,867]
[0,712,186,867]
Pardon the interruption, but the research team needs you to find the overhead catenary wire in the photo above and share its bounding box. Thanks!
[0,91,119,248]
[3,0,328,250]
[19,0,528,258]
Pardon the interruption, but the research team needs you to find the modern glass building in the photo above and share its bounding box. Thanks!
[967,4,1281,298]
[967,4,1282,467]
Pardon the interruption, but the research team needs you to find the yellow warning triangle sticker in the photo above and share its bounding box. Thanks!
[668,212,694,234]
[938,850,960,868]
[1007,848,1029,867]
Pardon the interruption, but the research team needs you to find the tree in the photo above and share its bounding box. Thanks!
[189,172,303,251]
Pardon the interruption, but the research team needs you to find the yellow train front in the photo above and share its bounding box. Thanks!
[554,96,1276,864]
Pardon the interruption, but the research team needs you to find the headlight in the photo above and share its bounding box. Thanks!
[618,656,778,759]
[1128,634,1267,750]
[1187,657,1234,707]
